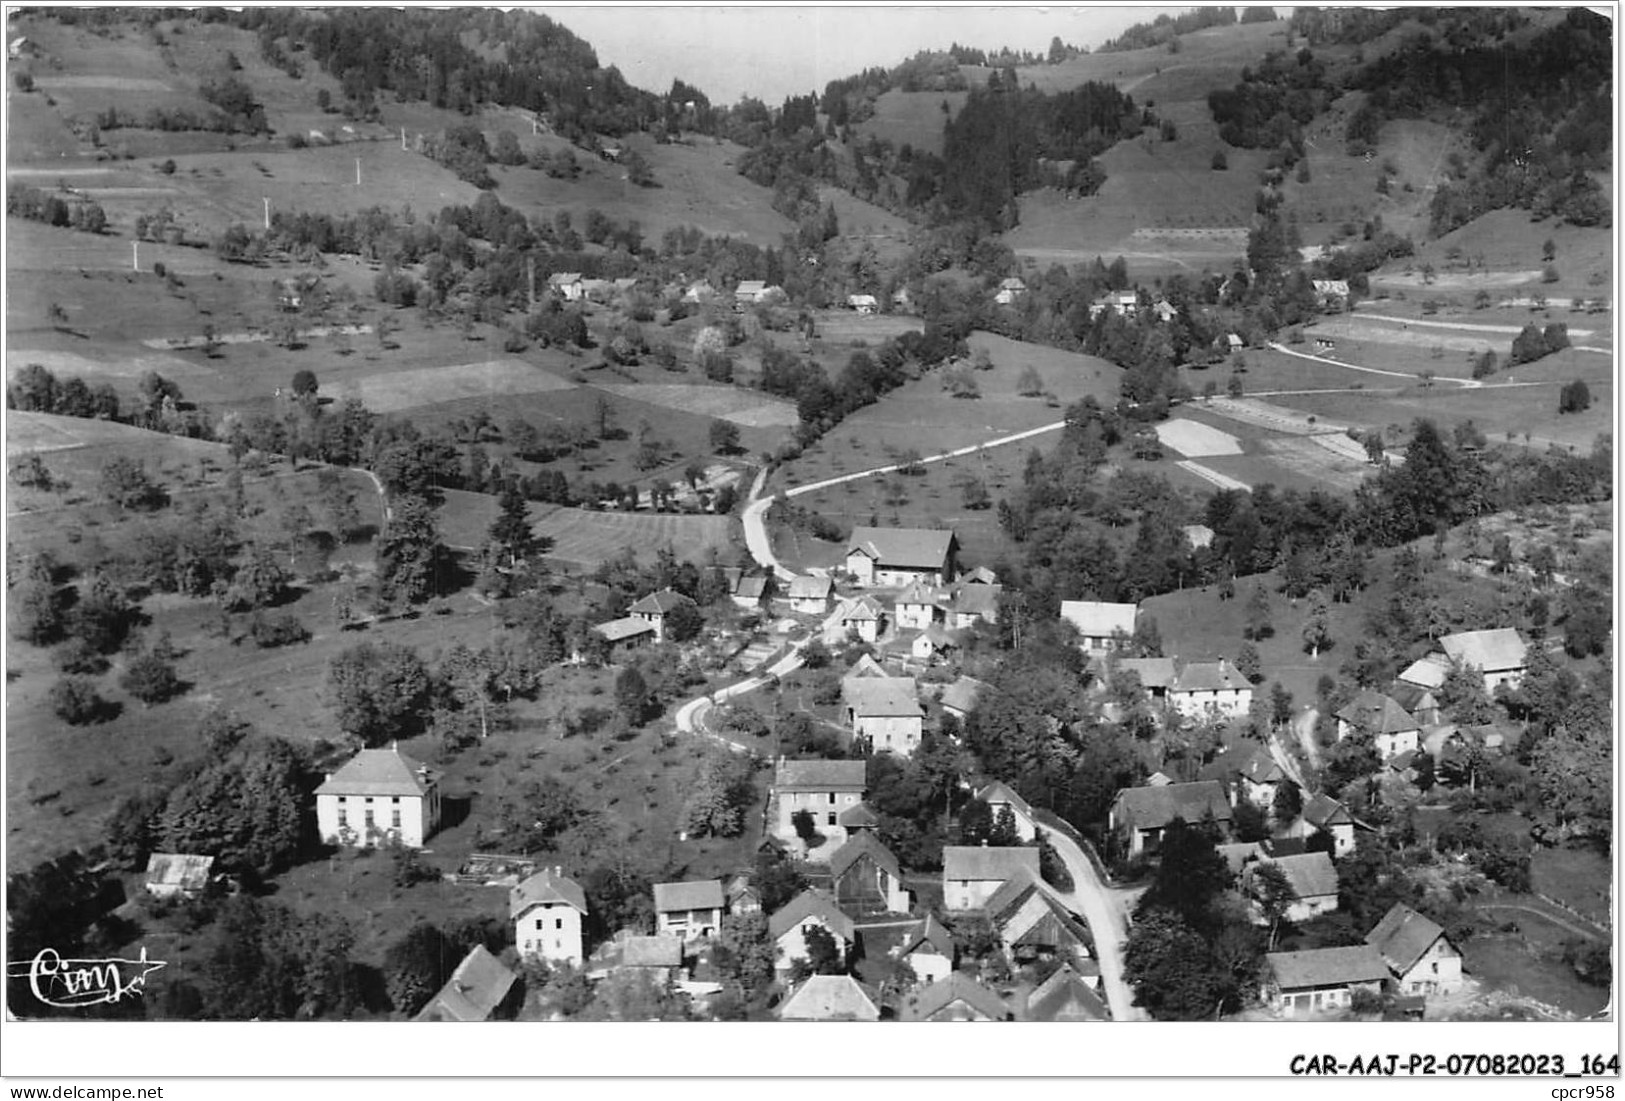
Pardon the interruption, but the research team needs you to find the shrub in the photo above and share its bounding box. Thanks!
[1211,150,1228,171]
[1558,380,1591,414]
[248,613,312,648]
[121,652,181,705]
[50,676,113,724]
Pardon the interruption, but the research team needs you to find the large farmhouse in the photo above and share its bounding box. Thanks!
[844,527,957,587]
[315,745,441,849]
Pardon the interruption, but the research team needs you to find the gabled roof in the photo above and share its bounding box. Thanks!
[548,271,582,284]
[734,575,769,600]
[622,935,684,968]
[837,801,880,829]
[976,780,1034,821]
[787,574,833,599]
[316,747,435,797]
[1249,852,1338,900]
[1335,690,1420,735]
[845,526,956,570]
[510,868,588,918]
[414,945,517,1022]
[652,879,724,913]
[896,579,944,606]
[906,972,1009,1021]
[726,874,759,905]
[899,913,955,958]
[1300,793,1351,830]
[1114,657,1177,690]
[999,277,1027,291]
[768,888,856,942]
[941,675,991,714]
[774,758,867,790]
[1111,781,1232,831]
[736,280,768,295]
[1312,279,1350,296]
[916,623,957,649]
[960,565,999,584]
[1365,903,1449,975]
[846,294,878,307]
[942,844,1041,883]
[839,595,886,622]
[777,974,879,1021]
[1267,945,1389,990]
[845,676,922,718]
[1439,628,1527,673]
[949,583,1001,618]
[1387,681,1436,713]
[1398,653,1452,689]
[1216,841,1267,875]
[1172,659,1249,694]
[828,831,901,881]
[594,616,657,643]
[144,853,214,891]
[628,588,695,615]
[843,653,889,681]
[1059,600,1138,639]
[1026,963,1108,1022]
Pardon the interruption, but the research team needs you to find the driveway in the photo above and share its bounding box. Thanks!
[1042,827,1148,1021]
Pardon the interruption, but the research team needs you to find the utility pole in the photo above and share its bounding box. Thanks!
[263,196,270,230]
[526,255,535,312]
[400,126,406,151]
[355,157,361,187]
[131,240,138,272]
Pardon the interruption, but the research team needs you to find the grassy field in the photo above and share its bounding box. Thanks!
[1287,113,1459,243]
[329,358,577,414]
[590,382,798,428]
[1461,906,1611,1019]
[852,89,966,156]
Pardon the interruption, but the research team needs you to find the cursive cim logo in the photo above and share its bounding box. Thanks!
[7,947,167,1009]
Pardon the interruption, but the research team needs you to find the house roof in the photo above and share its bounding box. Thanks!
[847,294,878,307]
[1387,681,1435,713]
[1216,841,1267,875]
[942,844,1041,882]
[829,831,902,880]
[906,972,1009,1021]
[594,616,657,643]
[839,595,886,622]
[1267,945,1390,990]
[736,280,768,295]
[895,579,944,606]
[1312,279,1350,296]
[1336,690,1420,735]
[315,747,435,798]
[622,935,684,968]
[1026,963,1109,1022]
[899,913,955,958]
[734,575,769,600]
[510,868,588,918]
[845,526,956,570]
[1172,659,1249,694]
[949,583,1001,618]
[941,675,990,714]
[774,758,867,791]
[768,888,856,942]
[976,780,1034,821]
[1439,628,1527,673]
[548,271,582,284]
[916,623,957,649]
[837,801,880,828]
[787,574,833,599]
[843,653,889,681]
[725,875,759,904]
[144,853,214,891]
[1112,781,1232,831]
[1240,750,1285,786]
[1059,600,1138,639]
[1366,903,1448,975]
[777,974,879,1021]
[961,565,999,584]
[1398,653,1451,689]
[845,676,922,718]
[414,945,517,1022]
[1114,657,1178,690]
[1250,852,1339,900]
[652,879,724,913]
[999,277,1027,291]
[628,588,695,615]
[1301,793,1352,830]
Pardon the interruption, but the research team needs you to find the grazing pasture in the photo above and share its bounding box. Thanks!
[329,359,576,414]
[851,89,967,156]
[1154,418,1243,457]
[530,505,737,572]
[591,383,798,428]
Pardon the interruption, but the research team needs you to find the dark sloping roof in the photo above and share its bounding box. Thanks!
[627,588,695,615]
[594,616,657,643]
[906,972,1009,1021]
[942,845,1041,882]
[315,747,435,797]
[899,913,955,958]
[976,780,1034,820]
[895,579,944,606]
[510,868,588,918]
[1249,852,1338,900]
[837,801,880,828]
[829,831,902,881]
[950,584,1001,618]
[777,975,879,1021]
[414,946,517,1022]
[1217,841,1267,875]
[787,574,833,599]
[1365,903,1448,975]
[983,866,1044,922]
[845,676,922,718]
[1301,793,1352,830]
[941,675,991,714]
[846,526,956,570]
[1114,657,1177,690]
[1336,690,1420,735]
[774,758,867,790]
[840,595,886,621]
[1026,963,1109,1022]
[652,879,724,913]
[1112,781,1232,831]
[768,888,856,942]
[1267,945,1390,990]
[1172,659,1249,693]
[734,576,769,600]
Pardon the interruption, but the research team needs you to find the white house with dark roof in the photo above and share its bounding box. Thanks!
[845,526,957,587]
[652,879,725,940]
[786,574,834,614]
[993,276,1028,306]
[584,616,656,661]
[1109,780,1232,857]
[846,293,879,314]
[941,844,1041,911]
[1283,794,1356,857]
[843,676,924,756]
[976,781,1038,841]
[770,757,868,851]
[768,888,856,973]
[1439,628,1529,692]
[511,866,588,965]
[1060,600,1138,655]
[548,272,584,300]
[1244,851,1339,924]
[836,594,887,642]
[946,582,1001,628]
[829,832,910,915]
[910,623,960,662]
[1263,945,1390,1016]
[1335,690,1422,761]
[894,580,944,631]
[985,868,1093,966]
[315,745,441,848]
[1366,903,1463,996]
[896,913,956,984]
[1168,659,1252,718]
[627,588,695,642]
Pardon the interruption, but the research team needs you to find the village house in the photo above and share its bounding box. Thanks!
[1283,793,1356,857]
[1183,523,1216,550]
[768,888,856,974]
[1113,656,1177,702]
[1335,690,1422,761]
[1089,290,1139,319]
[769,757,868,851]
[1226,745,1285,808]
[315,744,441,849]
[1244,852,1339,924]
[985,868,1093,967]
[829,832,911,916]
[786,574,834,614]
[903,972,1011,1021]
[1366,903,1464,996]
[910,623,960,663]
[894,580,944,631]
[843,676,924,756]
[734,280,783,306]
[682,279,715,304]
[846,293,879,314]
[777,974,880,1021]
[845,527,958,587]
[579,277,613,302]
[1024,962,1109,1022]
[1312,279,1350,311]
[725,874,761,914]
[616,935,686,984]
[511,867,588,966]
[144,853,214,899]
[1400,628,1529,694]
[584,616,657,661]
[976,781,1038,841]
[730,574,772,610]
[1217,840,1269,877]
[548,271,584,301]
[414,945,520,1022]
[837,595,886,642]
[1152,299,1179,324]
[1059,600,1138,655]
[944,581,1001,628]
[1388,680,1441,727]
[940,674,991,721]
[842,652,890,684]
[941,845,1041,911]
[1262,945,1390,1016]
[993,276,1028,306]
[652,879,726,940]
[837,802,882,836]
[1109,780,1233,858]
[626,588,696,642]
[1168,659,1253,719]
[895,914,956,984]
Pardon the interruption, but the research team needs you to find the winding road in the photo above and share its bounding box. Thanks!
[1043,829,1147,1021]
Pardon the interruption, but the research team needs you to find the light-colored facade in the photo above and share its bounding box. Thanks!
[315,746,440,849]
[511,868,588,967]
